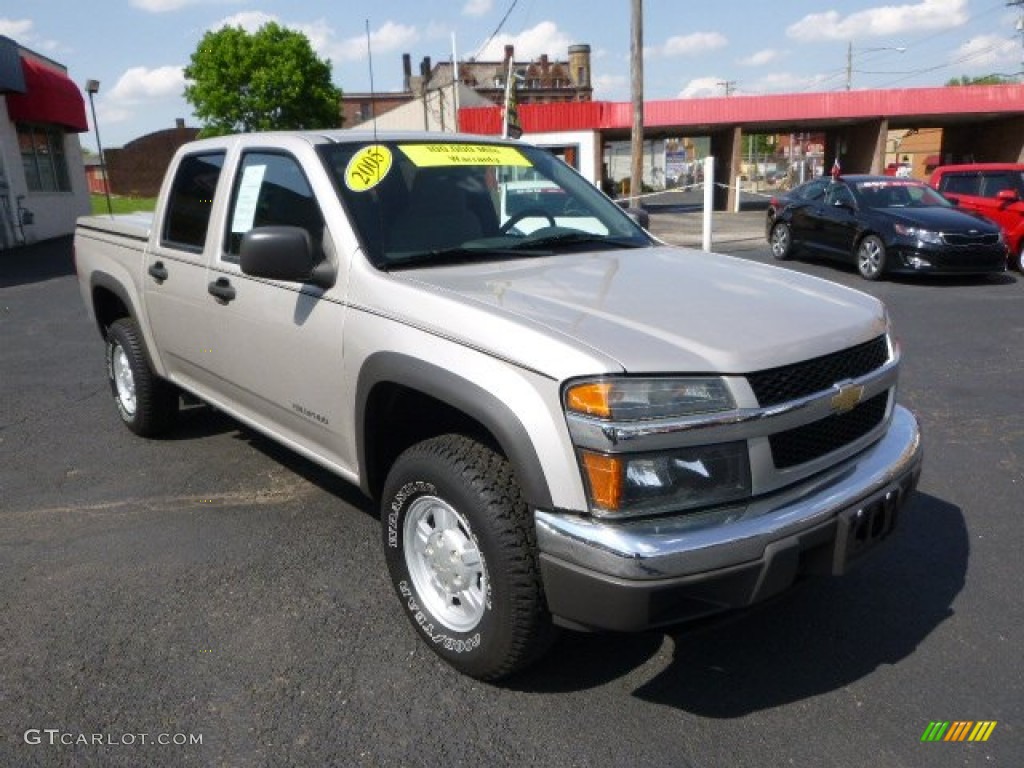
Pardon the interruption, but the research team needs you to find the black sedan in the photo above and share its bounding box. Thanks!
[766,175,1007,280]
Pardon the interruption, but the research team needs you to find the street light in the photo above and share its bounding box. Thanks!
[85,78,113,216]
[845,42,907,90]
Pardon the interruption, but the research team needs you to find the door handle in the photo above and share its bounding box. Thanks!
[148,261,168,283]
[208,277,236,303]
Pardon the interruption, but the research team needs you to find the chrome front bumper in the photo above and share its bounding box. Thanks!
[535,405,922,630]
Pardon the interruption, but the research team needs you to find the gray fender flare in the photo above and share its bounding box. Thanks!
[355,352,554,509]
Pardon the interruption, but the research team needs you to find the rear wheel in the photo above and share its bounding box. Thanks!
[769,221,793,260]
[1015,241,1024,274]
[106,318,178,436]
[856,235,887,281]
[381,434,554,680]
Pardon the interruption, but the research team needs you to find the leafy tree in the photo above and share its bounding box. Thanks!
[184,22,342,136]
[946,74,1015,86]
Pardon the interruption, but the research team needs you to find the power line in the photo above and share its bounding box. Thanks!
[473,0,520,60]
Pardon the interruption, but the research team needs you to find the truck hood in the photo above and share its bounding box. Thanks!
[393,245,888,374]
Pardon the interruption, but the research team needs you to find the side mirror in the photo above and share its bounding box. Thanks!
[996,189,1019,203]
[624,207,650,229]
[240,226,335,289]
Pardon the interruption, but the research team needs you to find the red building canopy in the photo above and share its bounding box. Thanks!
[6,56,88,133]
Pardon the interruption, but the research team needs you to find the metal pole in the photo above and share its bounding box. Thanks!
[629,0,644,208]
[702,155,714,252]
[87,88,113,216]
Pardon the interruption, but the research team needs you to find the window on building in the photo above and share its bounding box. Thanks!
[17,123,71,193]
[359,103,372,122]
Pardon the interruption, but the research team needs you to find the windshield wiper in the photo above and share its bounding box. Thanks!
[384,245,552,271]
[509,232,648,250]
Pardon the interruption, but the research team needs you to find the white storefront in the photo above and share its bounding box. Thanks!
[0,36,90,249]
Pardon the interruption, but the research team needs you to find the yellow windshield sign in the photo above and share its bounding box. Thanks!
[345,145,393,192]
[399,143,531,167]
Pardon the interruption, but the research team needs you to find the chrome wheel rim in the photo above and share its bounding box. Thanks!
[770,224,789,258]
[858,239,883,276]
[403,495,487,632]
[112,344,137,416]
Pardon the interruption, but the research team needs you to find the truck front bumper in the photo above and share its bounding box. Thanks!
[535,405,923,632]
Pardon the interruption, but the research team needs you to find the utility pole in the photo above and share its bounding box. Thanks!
[846,41,853,90]
[629,0,643,207]
[718,80,736,96]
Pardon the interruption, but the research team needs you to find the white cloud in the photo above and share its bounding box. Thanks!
[108,66,186,103]
[133,0,240,12]
[657,32,728,58]
[211,11,278,34]
[677,77,730,98]
[787,0,968,42]
[463,0,493,17]
[739,49,784,67]
[0,17,61,52]
[951,34,1020,71]
[750,71,831,93]
[0,17,34,38]
[331,21,419,63]
[475,21,573,60]
[208,14,417,65]
[593,73,628,99]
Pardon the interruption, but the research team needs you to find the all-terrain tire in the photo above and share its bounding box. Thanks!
[381,434,555,680]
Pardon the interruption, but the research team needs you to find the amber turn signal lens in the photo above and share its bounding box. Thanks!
[565,382,612,418]
[580,451,622,510]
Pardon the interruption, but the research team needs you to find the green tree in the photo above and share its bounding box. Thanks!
[184,22,342,136]
[946,74,1015,86]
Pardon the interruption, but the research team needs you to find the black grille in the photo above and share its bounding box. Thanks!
[770,392,888,469]
[942,232,1000,246]
[746,336,889,407]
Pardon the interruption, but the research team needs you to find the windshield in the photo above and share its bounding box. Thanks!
[853,179,952,209]
[320,140,651,268]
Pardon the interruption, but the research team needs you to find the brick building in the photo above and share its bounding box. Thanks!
[342,44,592,128]
[105,119,199,198]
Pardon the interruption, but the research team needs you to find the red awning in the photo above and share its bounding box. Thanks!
[5,56,88,132]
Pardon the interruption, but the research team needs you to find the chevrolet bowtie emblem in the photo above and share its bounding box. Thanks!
[831,383,865,414]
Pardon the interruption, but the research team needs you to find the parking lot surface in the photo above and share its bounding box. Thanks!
[1,231,1021,767]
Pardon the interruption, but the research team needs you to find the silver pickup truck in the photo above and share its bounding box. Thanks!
[75,131,922,680]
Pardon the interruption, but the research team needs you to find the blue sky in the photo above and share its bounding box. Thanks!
[5,0,1022,149]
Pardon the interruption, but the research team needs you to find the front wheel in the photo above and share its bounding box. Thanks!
[106,317,178,436]
[856,235,887,281]
[381,435,554,680]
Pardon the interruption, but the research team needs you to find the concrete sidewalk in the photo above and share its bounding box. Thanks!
[647,209,767,253]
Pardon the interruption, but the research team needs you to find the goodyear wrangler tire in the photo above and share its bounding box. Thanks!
[106,317,178,437]
[382,434,554,680]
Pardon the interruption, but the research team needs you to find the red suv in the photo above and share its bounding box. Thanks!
[929,164,1024,272]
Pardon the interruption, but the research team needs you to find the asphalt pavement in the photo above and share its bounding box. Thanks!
[1,233,1021,768]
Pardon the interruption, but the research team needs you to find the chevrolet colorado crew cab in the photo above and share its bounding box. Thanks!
[75,131,923,680]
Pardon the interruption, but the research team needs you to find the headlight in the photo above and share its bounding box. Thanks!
[579,442,751,517]
[565,377,735,420]
[893,223,943,245]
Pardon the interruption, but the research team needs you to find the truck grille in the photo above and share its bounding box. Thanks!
[747,336,889,407]
[769,392,888,469]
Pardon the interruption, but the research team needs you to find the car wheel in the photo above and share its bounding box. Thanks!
[1016,242,1024,274]
[856,235,887,281]
[106,317,179,436]
[382,434,555,680]
[769,221,794,260]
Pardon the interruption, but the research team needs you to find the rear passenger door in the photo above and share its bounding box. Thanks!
[144,151,230,396]
[206,150,349,465]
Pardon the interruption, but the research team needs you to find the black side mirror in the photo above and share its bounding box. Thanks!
[240,226,335,289]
